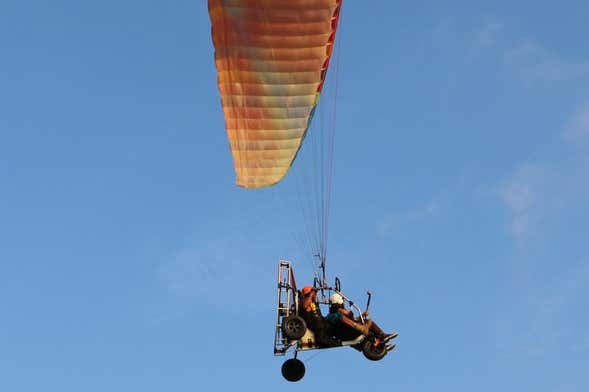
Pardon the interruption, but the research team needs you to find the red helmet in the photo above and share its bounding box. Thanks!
[301,286,317,297]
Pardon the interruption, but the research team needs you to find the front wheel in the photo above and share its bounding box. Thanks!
[281,358,305,382]
[281,315,307,340]
[362,339,387,361]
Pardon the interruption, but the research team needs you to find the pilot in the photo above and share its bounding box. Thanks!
[326,293,397,350]
[299,286,340,348]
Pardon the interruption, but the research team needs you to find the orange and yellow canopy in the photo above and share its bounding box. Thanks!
[209,0,343,188]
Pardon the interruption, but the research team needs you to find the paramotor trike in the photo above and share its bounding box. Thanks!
[274,260,392,382]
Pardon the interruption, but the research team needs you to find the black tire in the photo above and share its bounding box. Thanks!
[281,359,305,382]
[281,315,307,340]
[362,339,387,361]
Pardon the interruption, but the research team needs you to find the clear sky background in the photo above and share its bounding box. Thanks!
[2,1,589,391]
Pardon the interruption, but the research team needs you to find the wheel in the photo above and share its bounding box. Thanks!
[362,339,387,361]
[281,315,307,340]
[281,358,305,382]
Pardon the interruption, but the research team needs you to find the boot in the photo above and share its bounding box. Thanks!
[383,332,398,343]
[386,343,397,352]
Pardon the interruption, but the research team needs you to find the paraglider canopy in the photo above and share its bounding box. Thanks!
[209,0,343,188]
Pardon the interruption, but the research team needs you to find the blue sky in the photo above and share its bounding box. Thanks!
[1,1,589,390]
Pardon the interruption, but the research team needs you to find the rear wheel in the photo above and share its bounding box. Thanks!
[281,358,305,382]
[362,339,387,361]
[281,315,307,340]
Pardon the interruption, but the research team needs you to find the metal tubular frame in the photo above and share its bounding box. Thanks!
[274,260,297,355]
